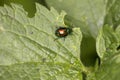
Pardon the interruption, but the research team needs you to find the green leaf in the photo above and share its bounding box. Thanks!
[104,0,120,28]
[45,0,106,37]
[96,25,119,59]
[0,3,83,80]
[45,0,106,67]
[92,25,120,80]
[0,0,47,17]
[0,62,83,80]
[0,0,37,17]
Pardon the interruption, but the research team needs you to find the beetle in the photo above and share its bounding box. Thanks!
[55,27,72,40]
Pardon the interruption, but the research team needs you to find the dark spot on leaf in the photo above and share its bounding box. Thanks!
[35,67,40,71]
[42,58,46,63]
[106,48,110,51]
[117,45,120,50]
[30,32,33,34]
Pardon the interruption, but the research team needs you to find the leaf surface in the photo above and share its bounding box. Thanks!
[0,4,83,80]
[89,25,120,80]
[46,0,106,37]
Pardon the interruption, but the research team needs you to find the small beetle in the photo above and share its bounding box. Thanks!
[55,27,72,40]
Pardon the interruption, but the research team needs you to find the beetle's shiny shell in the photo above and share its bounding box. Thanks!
[55,27,72,38]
